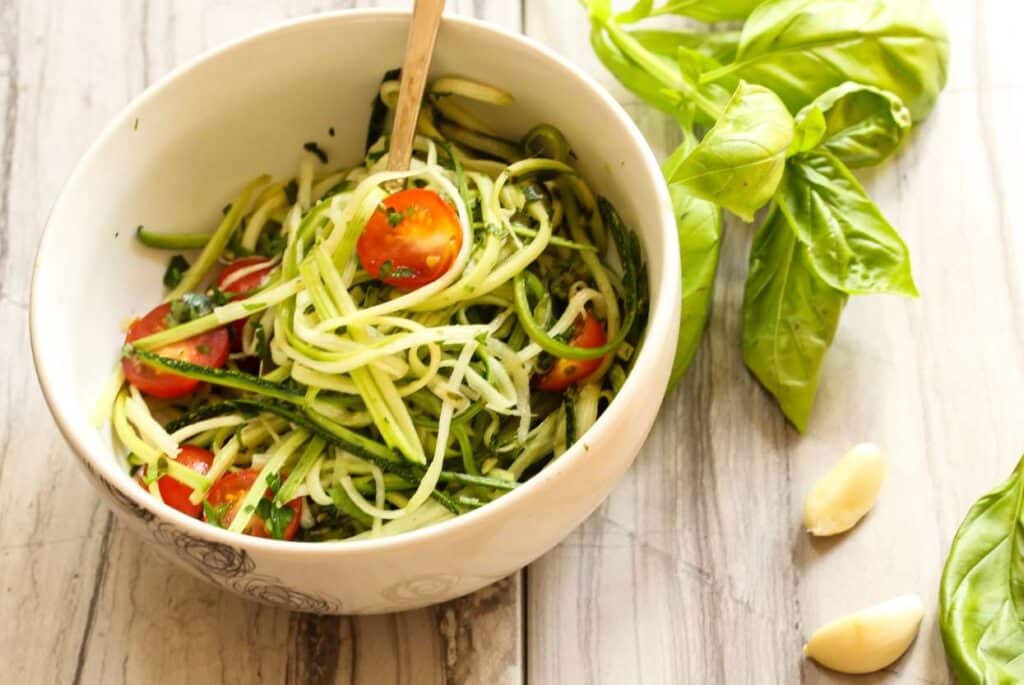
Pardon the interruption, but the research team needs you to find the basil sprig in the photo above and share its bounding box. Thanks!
[585,0,947,429]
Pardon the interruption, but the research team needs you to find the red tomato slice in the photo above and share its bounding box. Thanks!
[357,188,462,290]
[142,445,213,518]
[204,469,302,540]
[215,257,275,349]
[122,303,230,398]
[215,256,276,296]
[534,313,608,392]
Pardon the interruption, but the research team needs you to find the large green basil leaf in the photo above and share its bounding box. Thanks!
[668,185,722,387]
[666,81,794,222]
[940,455,1024,685]
[617,0,770,23]
[630,28,741,65]
[741,204,846,431]
[663,129,724,387]
[780,152,917,296]
[702,0,949,122]
[794,83,913,167]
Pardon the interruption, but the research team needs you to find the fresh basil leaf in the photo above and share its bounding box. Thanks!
[789,107,827,156]
[668,185,722,387]
[702,0,949,122]
[940,454,1024,684]
[794,83,912,168]
[666,81,794,222]
[663,128,723,388]
[617,0,769,23]
[781,151,917,297]
[162,255,190,289]
[741,204,847,431]
[629,28,742,65]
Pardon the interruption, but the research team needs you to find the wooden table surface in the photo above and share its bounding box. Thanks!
[2,1,1021,683]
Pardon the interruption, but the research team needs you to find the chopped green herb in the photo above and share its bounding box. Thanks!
[284,179,298,205]
[303,141,328,164]
[196,343,211,354]
[379,260,393,279]
[202,501,231,528]
[208,285,231,306]
[163,254,190,289]
[536,352,554,374]
[256,228,287,258]
[328,127,335,137]
[386,207,404,227]
[266,471,282,495]
[255,497,295,540]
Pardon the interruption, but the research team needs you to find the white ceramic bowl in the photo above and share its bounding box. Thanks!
[30,10,680,614]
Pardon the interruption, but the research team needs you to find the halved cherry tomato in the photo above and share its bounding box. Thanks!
[357,188,462,290]
[141,445,213,518]
[215,257,276,349]
[204,469,302,540]
[122,303,230,398]
[534,313,608,392]
[216,256,276,296]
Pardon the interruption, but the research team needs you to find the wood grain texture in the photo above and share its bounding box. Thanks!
[0,2,521,684]
[525,0,1024,683]
[3,0,1023,683]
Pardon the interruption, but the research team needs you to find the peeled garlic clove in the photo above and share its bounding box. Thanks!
[803,443,886,536]
[804,594,924,674]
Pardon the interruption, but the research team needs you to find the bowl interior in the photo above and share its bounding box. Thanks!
[32,11,677,545]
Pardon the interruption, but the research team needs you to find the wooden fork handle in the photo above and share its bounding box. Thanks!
[387,0,446,172]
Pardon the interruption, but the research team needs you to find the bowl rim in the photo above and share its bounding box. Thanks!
[30,8,681,557]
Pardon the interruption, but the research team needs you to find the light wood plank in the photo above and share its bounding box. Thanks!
[0,1,522,683]
[524,0,1024,683]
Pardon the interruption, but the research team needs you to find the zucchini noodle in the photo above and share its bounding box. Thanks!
[107,73,648,542]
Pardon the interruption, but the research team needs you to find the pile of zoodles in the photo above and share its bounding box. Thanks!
[98,73,648,542]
